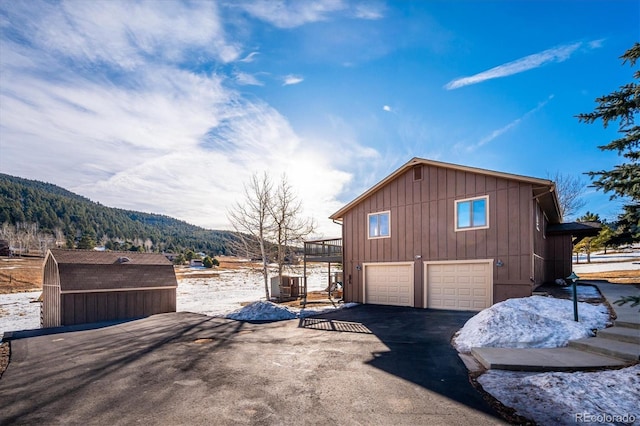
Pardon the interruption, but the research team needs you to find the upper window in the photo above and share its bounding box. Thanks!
[455,196,489,231]
[368,211,390,239]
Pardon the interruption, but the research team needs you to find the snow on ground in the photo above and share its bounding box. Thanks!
[478,366,640,426]
[0,265,347,337]
[453,296,610,353]
[573,248,640,273]
[453,288,638,425]
[0,291,41,336]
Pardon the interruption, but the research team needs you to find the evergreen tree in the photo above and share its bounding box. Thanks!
[76,232,96,250]
[577,43,640,241]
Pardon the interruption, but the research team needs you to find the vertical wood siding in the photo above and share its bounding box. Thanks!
[61,289,176,326]
[41,255,62,327]
[342,164,538,306]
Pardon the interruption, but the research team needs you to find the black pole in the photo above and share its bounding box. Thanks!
[572,280,579,322]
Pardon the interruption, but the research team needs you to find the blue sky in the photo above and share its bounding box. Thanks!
[0,0,637,236]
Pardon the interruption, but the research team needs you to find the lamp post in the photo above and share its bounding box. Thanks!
[567,271,580,321]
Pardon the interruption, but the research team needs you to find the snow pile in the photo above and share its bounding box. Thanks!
[225,300,360,321]
[478,365,640,426]
[453,296,610,353]
[225,301,298,321]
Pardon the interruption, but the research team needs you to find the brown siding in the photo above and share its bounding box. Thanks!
[545,234,572,281]
[342,164,537,306]
[60,289,176,326]
[41,254,61,327]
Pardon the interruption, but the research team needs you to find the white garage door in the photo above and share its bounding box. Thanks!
[364,263,414,307]
[425,261,492,311]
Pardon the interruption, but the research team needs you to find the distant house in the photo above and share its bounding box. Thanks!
[190,258,204,267]
[41,249,177,327]
[329,157,599,311]
[0,240,10,257]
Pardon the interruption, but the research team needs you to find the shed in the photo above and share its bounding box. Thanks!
[41,249,177,328]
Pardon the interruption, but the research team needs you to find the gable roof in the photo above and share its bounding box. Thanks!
[330,157,562,223]
[48,249,172,266]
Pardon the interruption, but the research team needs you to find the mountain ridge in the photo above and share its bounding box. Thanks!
[0,173,237,255]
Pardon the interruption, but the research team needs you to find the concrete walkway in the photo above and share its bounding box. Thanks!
[472,281,640,372]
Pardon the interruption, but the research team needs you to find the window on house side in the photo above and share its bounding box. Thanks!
[368,211,390,238]
[536,204,540,231]
[455,196,488,231]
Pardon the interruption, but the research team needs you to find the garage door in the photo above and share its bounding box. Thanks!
[364,263,414,307]
[425,261,492,311]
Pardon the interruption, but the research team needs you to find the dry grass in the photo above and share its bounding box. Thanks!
[0,257,43,294]
[577,270,640,285]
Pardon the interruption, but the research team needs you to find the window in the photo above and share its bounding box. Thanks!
[455,196,489,231]
[413,165,423,181]
[536,205,540,231]
[368,211,390,239]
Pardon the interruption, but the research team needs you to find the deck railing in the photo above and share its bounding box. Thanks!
[303,238,342,259]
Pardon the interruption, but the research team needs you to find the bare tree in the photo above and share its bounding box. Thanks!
[269,175,316,288]
[227,172,274,300]
[0,222,16,250]
[53,227,65,248]
[549,172,587,220]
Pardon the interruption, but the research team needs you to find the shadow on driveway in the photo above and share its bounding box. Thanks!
[0,306,502,425]
[300,304,498,417]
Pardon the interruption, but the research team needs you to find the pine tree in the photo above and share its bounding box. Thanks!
[577,42,640,241]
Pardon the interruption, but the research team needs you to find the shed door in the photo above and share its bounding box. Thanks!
[425,261,492,311]
[364,263,414,307]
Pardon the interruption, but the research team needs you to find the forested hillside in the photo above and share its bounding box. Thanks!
[0,173,238,255]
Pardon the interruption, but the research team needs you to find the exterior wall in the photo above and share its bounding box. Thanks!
[41,255,61,327]
[60,289,176,326]
[342,164,536,307]
[532,201,547,286]
[545,234,573,282]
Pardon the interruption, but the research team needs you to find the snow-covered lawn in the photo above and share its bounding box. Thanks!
[479,366,640,426]
[573,248,640,273]
[454,295,639,425]
[0,265,345,337]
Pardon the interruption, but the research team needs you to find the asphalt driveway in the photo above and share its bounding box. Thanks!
[0,305,504,425]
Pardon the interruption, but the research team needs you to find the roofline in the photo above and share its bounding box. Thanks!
[330,157,557,221]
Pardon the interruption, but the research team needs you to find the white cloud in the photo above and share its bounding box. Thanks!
[237,0,347,28]
[0,0,367,236]
[238,51,260,63]
[283,74,304,86]
[235,72,264,86]
[444,41,601,90]
[466,95,554,151]
[353,3,385,20]
[383,105,392,112]
[236,0,384,28]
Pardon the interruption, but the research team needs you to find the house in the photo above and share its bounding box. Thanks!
[0,240,10,256]
[190,258,204,267]
[329,157,599,311]
[41,249,177,327]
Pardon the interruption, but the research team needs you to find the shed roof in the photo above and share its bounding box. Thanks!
[48,249,172,266]
[330,157,562,223]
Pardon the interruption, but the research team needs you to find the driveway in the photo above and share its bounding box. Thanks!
[0,305,503,425]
